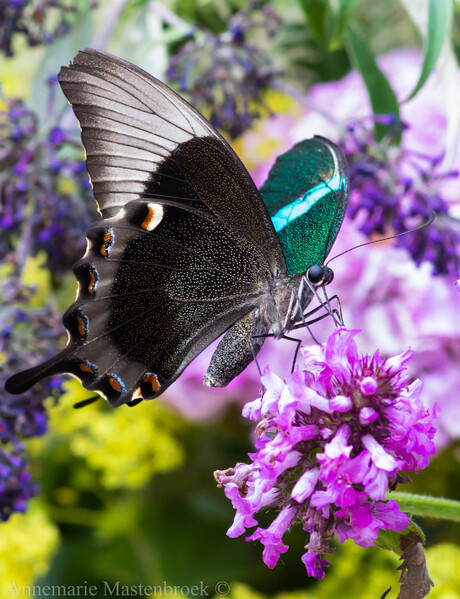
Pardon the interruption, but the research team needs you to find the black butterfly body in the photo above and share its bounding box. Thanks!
[5,50,348,407]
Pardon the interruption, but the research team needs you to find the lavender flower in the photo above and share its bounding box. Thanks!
[166,1,280,139]
[0,449,38,521]
[215,328,437,579]
[0,85,96,273]
[0,273,64,520]
[0,0,98,57]
[342,118,460,277]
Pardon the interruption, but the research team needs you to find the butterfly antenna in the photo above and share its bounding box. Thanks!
[325,211,436,267]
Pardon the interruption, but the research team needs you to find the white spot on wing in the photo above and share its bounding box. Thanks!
[142,203,164,231]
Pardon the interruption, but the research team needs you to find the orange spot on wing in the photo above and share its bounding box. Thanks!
[144,373,161,393]
[88,271,96,293]
[77,316,86,337]
[141,205,156,230]
[108,376,122,392]
[79,363,94,374]
[101,231,112,256]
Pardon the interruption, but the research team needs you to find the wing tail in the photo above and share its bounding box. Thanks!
[5,347,74,395]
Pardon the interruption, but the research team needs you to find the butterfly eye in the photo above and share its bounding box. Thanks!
[323,266,334,285]
[307,265,325,286]
[306,265,335,287]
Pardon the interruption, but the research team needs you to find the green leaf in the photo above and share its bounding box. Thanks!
[345,26,400,141]
[297,0,329,43]
[375,528,403,554]
[406,0,453,101]
[330,0,360,50]
[375,521,425,554]
[390,491,460,521]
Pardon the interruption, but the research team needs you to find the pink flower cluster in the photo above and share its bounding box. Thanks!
[215,328,437,579]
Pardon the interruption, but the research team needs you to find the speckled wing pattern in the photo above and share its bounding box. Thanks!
[5,49,285,407]
[260,137,349,275]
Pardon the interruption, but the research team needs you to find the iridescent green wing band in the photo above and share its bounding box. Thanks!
[260,136,349,275]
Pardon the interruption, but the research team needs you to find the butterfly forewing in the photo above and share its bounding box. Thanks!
[58,50,284,268]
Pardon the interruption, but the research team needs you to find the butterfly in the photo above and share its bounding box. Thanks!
[5,49,348,408]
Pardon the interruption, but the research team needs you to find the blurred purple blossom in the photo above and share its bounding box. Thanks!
[215,328,437,578]
[342,118,459,276]
[0,449,38,521]
[0,273,64,520]
[166,1,280,139]
[0,83,96,273]
[0,0,98,57]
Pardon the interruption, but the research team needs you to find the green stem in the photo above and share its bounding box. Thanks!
[390,492,460,522]
[130,526,165,584]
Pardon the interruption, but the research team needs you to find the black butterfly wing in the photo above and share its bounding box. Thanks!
[5,49,285,407]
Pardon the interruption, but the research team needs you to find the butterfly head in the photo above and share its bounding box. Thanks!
[306,264,334,288]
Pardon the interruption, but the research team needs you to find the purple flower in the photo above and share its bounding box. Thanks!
[167,1,280,139]
[341,118,460,277]
[0,274,64,519]
[0,90,97,273]
[215,328,438,578]
[0,449,38,521]
[0,0,98,57]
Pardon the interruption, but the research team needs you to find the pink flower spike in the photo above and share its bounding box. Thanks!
[330,394,353,412]
[362,434,403,471]
[385,348,414,375]
[324,424,352,459]
[292,468,320,503]
[359,407,378,425]
[359,376,378,396]
[301,550,329,579]
[217,326,438,579]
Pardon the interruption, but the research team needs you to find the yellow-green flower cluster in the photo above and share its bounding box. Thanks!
[38,379,186,490]
[0,500,59,597]
[222,542,460,599]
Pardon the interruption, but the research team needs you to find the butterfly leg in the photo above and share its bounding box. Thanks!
[286,306,344,370]
[293,293,343,330]
[320,288,344,326]
[292,286,322,344]
[280,335,303,373]
[324,293,344,326]
[291,305,342,331]
[203,308,267,388]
